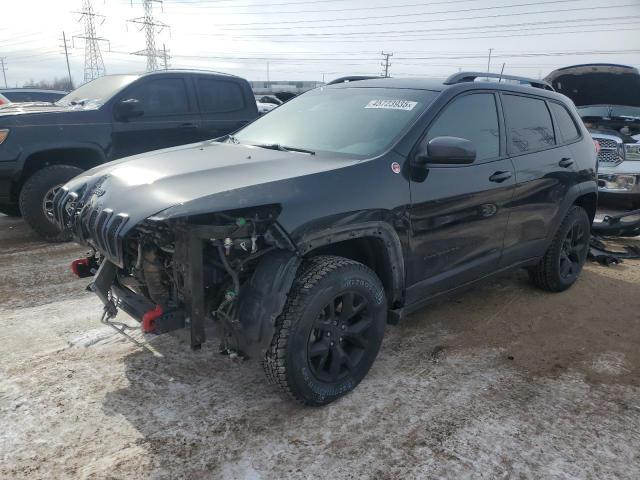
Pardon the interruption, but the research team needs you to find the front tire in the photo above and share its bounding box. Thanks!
[528,206,591,292]
[18,165,83,241]
[264,255,387,406]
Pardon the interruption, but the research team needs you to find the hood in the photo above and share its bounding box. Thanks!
[544,64,640,107]
[0,101,97,117]
[62,141,360,233]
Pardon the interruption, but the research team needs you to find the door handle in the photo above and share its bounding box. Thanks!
[180,122,197,128]
[489,171,513,183]
[559,157,574,168]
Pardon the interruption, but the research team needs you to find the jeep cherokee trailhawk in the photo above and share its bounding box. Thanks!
[55,72,598,405]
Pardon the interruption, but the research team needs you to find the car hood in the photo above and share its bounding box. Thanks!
[62,141,360,232]
[544,64,640,107]
[0,101,97,117]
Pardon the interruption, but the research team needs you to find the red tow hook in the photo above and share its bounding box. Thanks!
[71,258,91,278]
[142,305,163,333]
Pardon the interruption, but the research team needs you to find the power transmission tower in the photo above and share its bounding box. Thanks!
[73,0,108,83]
[162,43,170,70]
[0,58,7,88]
[380,51,393,78]
[128,0,170,72]
[60,32,74,89]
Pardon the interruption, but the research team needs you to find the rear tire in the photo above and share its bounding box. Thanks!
[18,165,83,241]
[528,206,591,292]
[264,255,387,406]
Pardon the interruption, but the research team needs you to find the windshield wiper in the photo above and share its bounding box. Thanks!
[251,143,315,155]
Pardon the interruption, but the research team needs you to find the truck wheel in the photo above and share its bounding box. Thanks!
[528,206,591,292]
[264,255,387,406]
[19,165,83,241]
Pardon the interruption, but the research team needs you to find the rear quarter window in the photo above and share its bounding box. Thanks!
[502,94,556,154]
[549,102,581,143]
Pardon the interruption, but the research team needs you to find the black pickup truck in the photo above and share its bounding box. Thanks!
[0,70,259,239]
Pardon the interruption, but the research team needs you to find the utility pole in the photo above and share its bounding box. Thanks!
[73,0,108,83]
[60,32,73,89]
[380,51,393,77]
[486,48,493,79]
[267,61,270,83]
[0,58,7,88]
[128,0,169,72]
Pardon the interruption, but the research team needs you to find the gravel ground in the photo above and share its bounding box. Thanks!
[1,212,640,479]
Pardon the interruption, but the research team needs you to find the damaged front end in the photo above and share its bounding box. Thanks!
[56,186,301,356]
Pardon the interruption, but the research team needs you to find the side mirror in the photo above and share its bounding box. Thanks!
[114,98,144,121]
[414,136,476,166]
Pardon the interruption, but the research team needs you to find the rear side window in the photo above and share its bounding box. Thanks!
[126,78,190,115]
[549,102,580,143]
[197,79,245,112]
[502,95,556,154]
[426,93,500,162]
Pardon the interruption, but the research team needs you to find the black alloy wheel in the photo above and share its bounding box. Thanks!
[307,291,373,383]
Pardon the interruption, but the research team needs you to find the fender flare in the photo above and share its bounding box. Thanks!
[296,221,405,306]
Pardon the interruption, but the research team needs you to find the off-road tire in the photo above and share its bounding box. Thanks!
[528,206,591,292]
[19,164,83,241]
[264,255,387,406]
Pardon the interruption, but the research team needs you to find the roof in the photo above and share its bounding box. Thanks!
[326,75,559,97]
[140,69,240,79]
[327,77,446,91]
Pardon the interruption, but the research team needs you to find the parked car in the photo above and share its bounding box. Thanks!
[55,72,597,406]
[0,88,68,105]
[545,64,640,207]
[0,70,259,238]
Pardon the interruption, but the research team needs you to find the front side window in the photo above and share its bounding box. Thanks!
[198,79,245,112]
[125,78,190,116]
[426,93,500,162]
[550,102,580,142]
[234,87,438,156]
[503,95,556,153]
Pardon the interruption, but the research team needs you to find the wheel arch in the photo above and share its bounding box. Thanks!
[297,221,405,309]
[17,146,105,192]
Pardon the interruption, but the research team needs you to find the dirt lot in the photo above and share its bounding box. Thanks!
[1,212,640,479]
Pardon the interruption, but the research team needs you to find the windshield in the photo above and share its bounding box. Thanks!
[234,87,438,156]
[578,105,640,119]
[56,75,139,107]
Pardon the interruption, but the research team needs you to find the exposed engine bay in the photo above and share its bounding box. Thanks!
[73,206,300,357]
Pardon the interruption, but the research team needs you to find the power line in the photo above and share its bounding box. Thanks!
[184,3,639,37]
[213,0,589,28]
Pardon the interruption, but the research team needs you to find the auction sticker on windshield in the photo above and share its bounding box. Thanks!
[365,99,418,111]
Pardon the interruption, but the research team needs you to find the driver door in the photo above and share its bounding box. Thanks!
[405,92,515,304]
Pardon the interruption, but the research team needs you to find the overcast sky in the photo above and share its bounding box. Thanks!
[2,0,640,87]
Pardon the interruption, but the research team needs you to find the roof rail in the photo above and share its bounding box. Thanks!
[444,71,554,91]
[327,75,380,85]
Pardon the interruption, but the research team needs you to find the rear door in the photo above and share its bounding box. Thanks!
[406,91,515,303]
[499,93,577,266]
[195,76,258,139]
[110,75,202,158]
